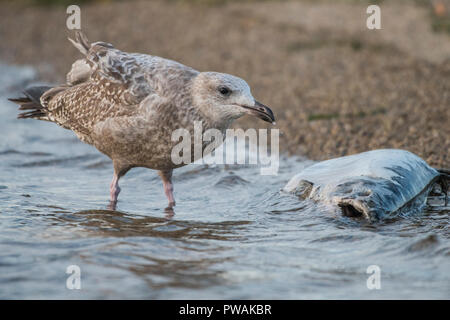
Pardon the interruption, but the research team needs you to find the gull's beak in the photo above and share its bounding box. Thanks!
[242,101,275,124]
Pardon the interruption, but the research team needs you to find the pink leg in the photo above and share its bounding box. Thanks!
[158,170,175,207]
[108,173,121,210]
[163,180,175,205]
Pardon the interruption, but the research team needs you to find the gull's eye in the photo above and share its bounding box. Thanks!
[218,86,231,96]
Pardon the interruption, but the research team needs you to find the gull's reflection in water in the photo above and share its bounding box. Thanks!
[52,208,250,292]
[57,208,249,239]
[107,201,175,219]
[163,205,175,219]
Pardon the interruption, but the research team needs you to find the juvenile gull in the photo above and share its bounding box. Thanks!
[9,32,275,209]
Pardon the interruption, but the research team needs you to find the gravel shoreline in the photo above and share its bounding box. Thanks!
[1,0,448,167]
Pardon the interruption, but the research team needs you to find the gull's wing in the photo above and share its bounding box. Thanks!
[44,32,197,139]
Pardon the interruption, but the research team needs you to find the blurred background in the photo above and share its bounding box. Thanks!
[0,0,449,167]
[0,0,449,300]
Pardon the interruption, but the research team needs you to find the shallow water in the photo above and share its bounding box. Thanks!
[0,64,449,299]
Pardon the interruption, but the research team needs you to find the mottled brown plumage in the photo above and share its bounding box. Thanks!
[10,31,275,209]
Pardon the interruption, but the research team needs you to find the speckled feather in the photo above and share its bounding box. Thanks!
[10,31,272,206]
[11,31,266,186]
[42,32,215,172]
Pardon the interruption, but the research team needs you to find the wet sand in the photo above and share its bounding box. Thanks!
[0,0,448,167]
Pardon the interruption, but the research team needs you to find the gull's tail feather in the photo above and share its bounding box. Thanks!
[9,86,52,120]
[68,31,90,55]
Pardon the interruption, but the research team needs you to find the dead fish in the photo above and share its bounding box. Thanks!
[283,149,448,221]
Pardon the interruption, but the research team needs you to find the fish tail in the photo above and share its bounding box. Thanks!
[436,168,450,176]
[435,168,449,206]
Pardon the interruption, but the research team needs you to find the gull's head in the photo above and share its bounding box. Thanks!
[192,72,275,126]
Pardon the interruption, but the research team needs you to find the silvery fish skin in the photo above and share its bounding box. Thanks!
[283,149,440,220]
